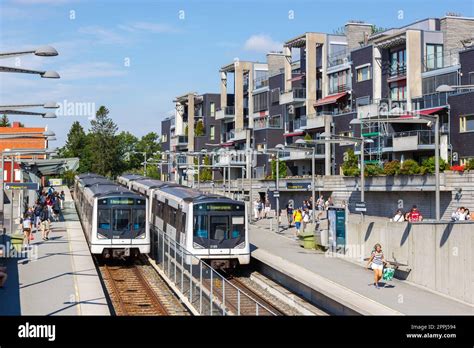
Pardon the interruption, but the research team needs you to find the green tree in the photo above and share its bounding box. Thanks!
[304,133,312,143]
[0,114,10,127]
[200,155,212,181]
[195,120,205,136]
[59,121,92,172]
[89,106,120,176]
[342,149,360,176]
[271,158,287,179]
[117,131,140,171]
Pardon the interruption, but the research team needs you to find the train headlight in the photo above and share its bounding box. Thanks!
[97,232,107,239]
[235,241,246,249]
[193,242,204,249]
[135,231,146,239]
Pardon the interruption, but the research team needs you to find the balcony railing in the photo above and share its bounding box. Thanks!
[393,130,435,145]
[290,87,306,99]
[287,116,307,132]
[177,135,188,145]
[315,106,355,117]
[328,49,350,68]
[388,64,407,78]
[279,87,306,104]
[423,48,461,72]
[328,84,350,95]
[253,76,269,89]
[254,115,282,130]
[412,92,451,110]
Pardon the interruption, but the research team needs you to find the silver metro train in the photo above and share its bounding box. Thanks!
[117,174,250,268]
[74,173,150,258]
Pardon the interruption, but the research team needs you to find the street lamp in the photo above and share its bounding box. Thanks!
[0,46,59,58]
[267,144,285,233]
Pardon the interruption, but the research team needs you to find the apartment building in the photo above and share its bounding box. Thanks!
[163,92,221,184]
[160,13,474,181]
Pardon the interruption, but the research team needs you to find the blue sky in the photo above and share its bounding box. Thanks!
[1,0,473,146]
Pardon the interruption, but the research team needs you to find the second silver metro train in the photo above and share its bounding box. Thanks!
[117,174,250,268]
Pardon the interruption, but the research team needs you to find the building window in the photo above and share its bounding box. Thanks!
[253,91,269,113]
[329,69,350,94]
[356,96,370,106]
[426,44,443,71]
[460,115,474,132]
[356,65,371,82]
[469,72,474,85]
[161,134,167,142]
[390,48,406,76]
[270,88,280,104]
[390,80,406,101]
[210,102,215,117]
[210,125,215,140]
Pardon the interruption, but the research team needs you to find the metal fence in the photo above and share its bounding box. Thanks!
[149,227,278,316]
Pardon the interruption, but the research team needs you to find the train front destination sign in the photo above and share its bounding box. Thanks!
[4,182,39,190]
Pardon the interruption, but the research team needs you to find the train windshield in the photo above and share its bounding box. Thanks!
[193,203,245,248]
[113,209,131,230]
[133,209,146,229]
[98,209,111,230]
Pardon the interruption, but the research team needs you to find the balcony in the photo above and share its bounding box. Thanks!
[357,98,408,118]
[170,135,188,148]
[253,76,269,90]
[392,130,435,152]
[306,113,326,129]
[279,88,306,105]
[287,116,307,133]
[423,48,461,73]
[328,84,350,95]
[254,115,282,130]
[411,92,451,110]
[327,49,350,68]
[215,106,235,120]
[214,151,248,166]
[280,144,325,161]
[387,64,407,80]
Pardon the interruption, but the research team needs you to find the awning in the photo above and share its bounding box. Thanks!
[19,157,79,177]
[221,142,234,147]
[314,92,347,107]
[283,131,304,137]
[418,106,447,115]
[288,74,305,82]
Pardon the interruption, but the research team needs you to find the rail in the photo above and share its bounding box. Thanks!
[150,227,278,316]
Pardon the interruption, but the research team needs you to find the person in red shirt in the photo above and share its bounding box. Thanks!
[408,205,423,222]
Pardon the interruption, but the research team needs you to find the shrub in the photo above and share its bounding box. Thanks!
[465,159,474,171]
[450,165,465,172]
[271,159,287,179]
[383,160,400,175]
[304,133,312,143]
[420,156,447,174]
[365,164,384,176]
[399,159,420,175]
[342,149,359,176]
[343,166,360,176]
[195,120,205,136]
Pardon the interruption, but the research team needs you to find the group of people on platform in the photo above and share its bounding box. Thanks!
[20,187,65,247]
[451,206,473,221]
[391,205,424,222]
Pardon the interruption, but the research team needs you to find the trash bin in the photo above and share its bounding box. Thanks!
[299,230,315,249]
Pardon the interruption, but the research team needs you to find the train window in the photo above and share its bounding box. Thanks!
[98,209,111,230]
[113,209,131,231]
[133,209,146,230]
[193,215,208,238]
[210,216,229,240]
[231,218,244,239]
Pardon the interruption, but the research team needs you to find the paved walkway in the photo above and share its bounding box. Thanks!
[250,218,474,315]
[0,186,109,315]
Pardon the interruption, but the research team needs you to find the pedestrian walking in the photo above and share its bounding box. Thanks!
[293,208,303,237]
[60,190,65,209]
[40,205,51,241]
[253,199,260,220]
[52,197,61,222]
[366,243,388,289]
[302,208,310,232]
[392,209,404,222]
[264,199,271,219]
[22,214,33,247]
[286,201,294,227]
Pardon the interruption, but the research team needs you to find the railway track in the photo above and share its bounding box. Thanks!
[98,259,189,316]
[203,271,286,316]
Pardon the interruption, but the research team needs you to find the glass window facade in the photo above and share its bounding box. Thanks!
[426,44,443,71]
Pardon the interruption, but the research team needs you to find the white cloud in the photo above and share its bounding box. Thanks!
[59,62,127,80]
[119,22,179,34]
[243,34,282,53]
[78,26,128,45]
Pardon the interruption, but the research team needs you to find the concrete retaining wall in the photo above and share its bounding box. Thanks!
[345,220,474,304]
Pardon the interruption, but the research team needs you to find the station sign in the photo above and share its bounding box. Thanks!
[4,182,39,191]
[354,202,367,212]
[286,182,311,190]
[273,191,280,198]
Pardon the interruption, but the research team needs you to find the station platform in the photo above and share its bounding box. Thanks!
[249,219,474,315]
[0,186,110,315]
